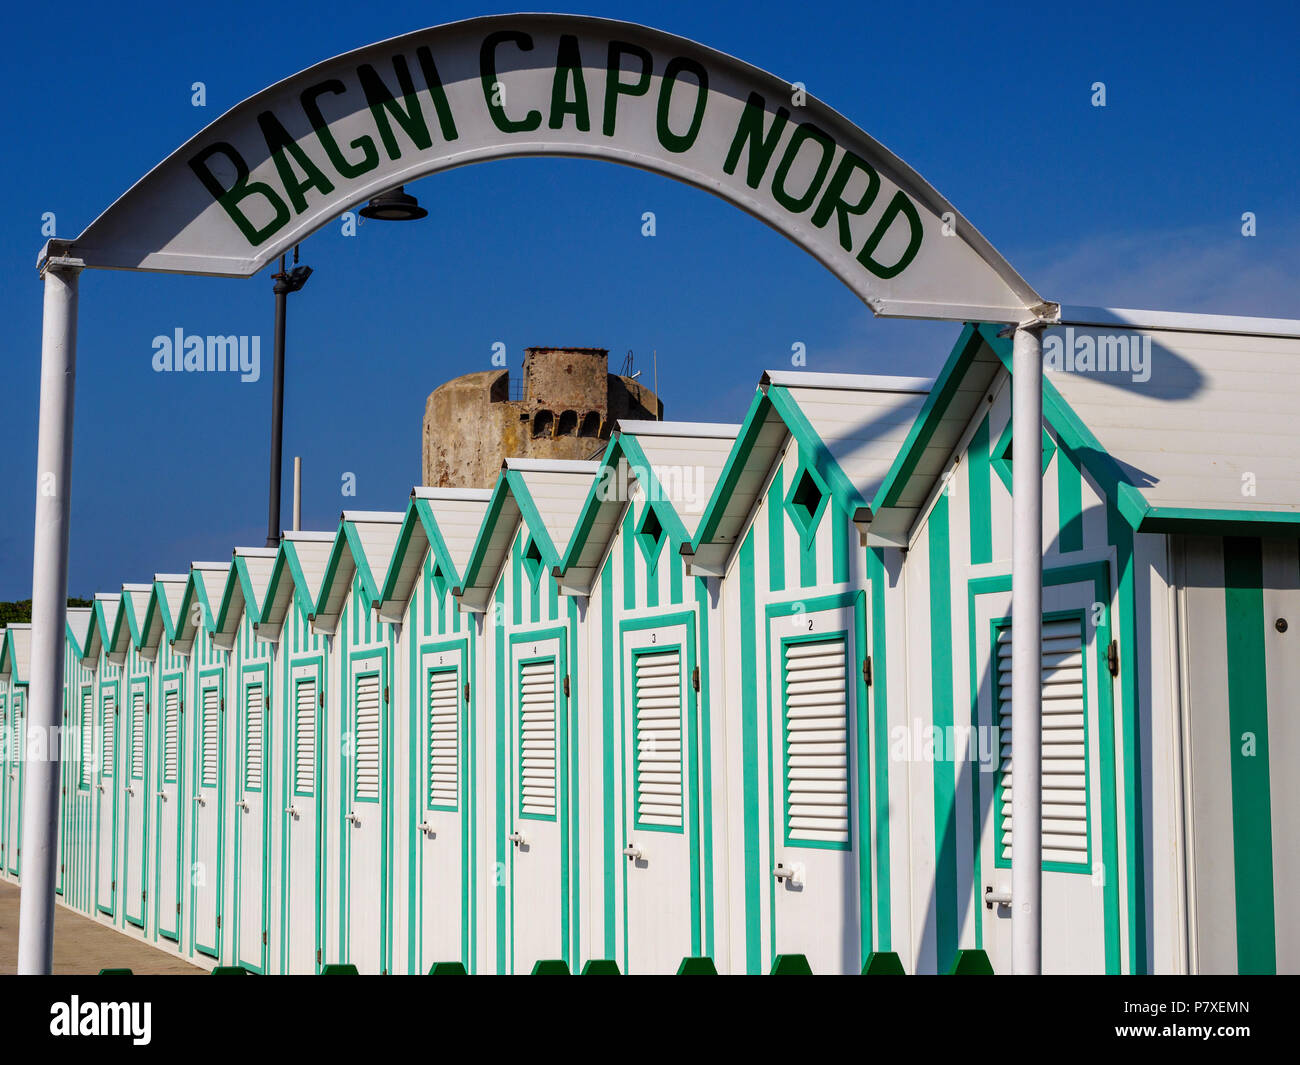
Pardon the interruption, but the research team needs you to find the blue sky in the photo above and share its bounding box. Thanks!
[1,0,1296,599]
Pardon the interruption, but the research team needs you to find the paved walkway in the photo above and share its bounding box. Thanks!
[0,879,203,974]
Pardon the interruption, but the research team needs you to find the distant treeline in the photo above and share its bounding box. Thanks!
[0,599,94,626]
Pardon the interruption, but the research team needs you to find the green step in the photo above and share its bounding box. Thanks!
[98,968,133,976]
[862,951,906,974]
[531,959,571,975]
[320,963,359,975]
[580,959,621,974]
[947,949,994,975]
[676,956,717,974]
[770,954,813,975]
[211,966,252,975]
[427,961,467,975]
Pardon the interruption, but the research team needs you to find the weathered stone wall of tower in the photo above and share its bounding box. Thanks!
[422,347,662,489]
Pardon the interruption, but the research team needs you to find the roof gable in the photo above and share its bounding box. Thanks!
[558,424,739,595]
[378,489,493,621]
[314,513,404,633]
[688,372,929,574]
[458,460,600,611]
[213,547,279,647]
[171,563,230,655]
[257,532,335,642]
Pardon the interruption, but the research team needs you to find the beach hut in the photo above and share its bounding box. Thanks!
[867,314,1300,975]
[377,486,493,974]
[312,512,404,973]
[256,529,335,973]
[212,546,280,972]
[171,561,232,961]
[0,624,31,877]
[454,458,599,974]
[685,371,931,974]
[556,421,738,973]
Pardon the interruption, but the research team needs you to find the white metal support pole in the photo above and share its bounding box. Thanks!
[1011,320,1044,975]
[293,455,302,532]
[18,255,82,974]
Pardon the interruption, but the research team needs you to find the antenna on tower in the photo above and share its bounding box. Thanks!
[619,349,634,377]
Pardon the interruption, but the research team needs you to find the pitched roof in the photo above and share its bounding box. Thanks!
[377,488,493,621]
[872,316,1300,544]
[457,459,601,612]
[558,423,740,595]
[256,531,336,642]
[0,625,31,684]
[686,372,930,575]
[314,513,404,633]
[171,562,231,656]
[213,547,279,648]
[82,593,121,664]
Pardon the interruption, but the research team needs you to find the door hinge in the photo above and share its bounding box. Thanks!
[216,914,222,929]
[463,682,470,703]
[319,692,324,708]
[316,947,322,964]
[384,685,389,704]
[1107,640,1119,677]
[177,902,181,914]
[691,666,700,692]
[863,656,873,686]
[262,930,268,946]
[221,697,225,713]
[563,675,570,698]
[112,879,116,892]
[142,889,147,903]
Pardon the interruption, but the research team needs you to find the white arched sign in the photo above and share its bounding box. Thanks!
[23,13,1056,975]
[57,13,1047,322]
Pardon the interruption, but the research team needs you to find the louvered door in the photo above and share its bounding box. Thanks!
[193,678,223,957]
[767,600,864,975]
[124,682,149,927]
[508,633,566,974]
[156,680,183,942]
[345,658,387,973]
[236,675,268,971]
[974,574,1113,975]
[417,645,467,972]
[2,690,23,876]
[286,664,321,973]
[95,685,118,915]
[994,619,1088,866]
[620,618,699,974]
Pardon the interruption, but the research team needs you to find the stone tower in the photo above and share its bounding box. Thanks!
[422,347,662,489]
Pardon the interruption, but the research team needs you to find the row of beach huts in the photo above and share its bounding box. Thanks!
[1,317,1296,974]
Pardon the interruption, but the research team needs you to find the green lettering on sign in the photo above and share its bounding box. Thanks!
[188,142,289,247]
[481,30,542,133]
[656,56,708,153]
[602,41,653,136]
[549,34,591,131]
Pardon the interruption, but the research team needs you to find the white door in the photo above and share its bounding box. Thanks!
[193,679,223,957]
[973,575,1114,974]
[95,684,118,915]
[236,675,267,970]
[123,682,149,927]
[508,634,567,972]
[3,690,23,875]
[621,618,698,973]
[416,645,466,971]
[156,680,182,941]
[285,664,320,973]
[767,600,864,974]
[344,661,387,972]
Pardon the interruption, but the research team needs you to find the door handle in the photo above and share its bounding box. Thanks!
[419,822,436,838]
[622,844,643,861]
[508,831,527,848]
[192,795,206,807]
[96,783,105,793]
[772,862,805,885]
[125,785,135,797]
[984,887,1012,910]
[156,791,167,801]
[234,800,249,813]
[346,811,362,827]
[285,805,299,817]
